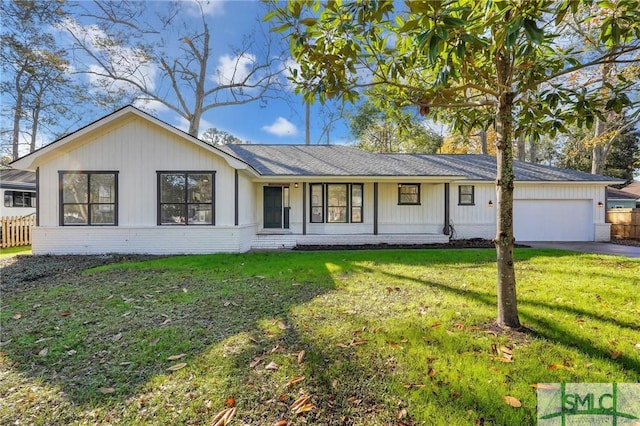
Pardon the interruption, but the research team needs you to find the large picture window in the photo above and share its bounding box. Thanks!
[458,185,475,205]
[60,171,117,225]
[158,172,215,225]
[310,183,363,223]
[398,183,420,205]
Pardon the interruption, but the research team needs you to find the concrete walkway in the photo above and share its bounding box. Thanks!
[522,242,640,258]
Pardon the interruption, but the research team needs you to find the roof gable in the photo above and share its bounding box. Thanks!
[10,106,254,173]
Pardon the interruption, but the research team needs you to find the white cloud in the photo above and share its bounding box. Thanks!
[60,17,157,93]
[262,117,298,137]
[215,53,256,85]
[133,99,171,115]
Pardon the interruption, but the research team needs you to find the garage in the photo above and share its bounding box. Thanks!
[514,199,594,241]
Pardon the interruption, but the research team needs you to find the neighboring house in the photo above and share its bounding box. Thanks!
[10,106,622,255]
[606,186,638,209]
[619,181,640,208]
[0,168,36,218]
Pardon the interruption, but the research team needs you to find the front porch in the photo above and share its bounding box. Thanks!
[250,232,450,250]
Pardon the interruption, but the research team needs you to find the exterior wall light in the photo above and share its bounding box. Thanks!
[597,201,604,208]
[488,200,494,207]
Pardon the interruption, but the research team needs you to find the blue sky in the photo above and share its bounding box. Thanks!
[59,0,355,146]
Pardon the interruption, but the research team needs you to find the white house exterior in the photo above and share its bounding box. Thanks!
[11,106,620,255]
[0,169,36,218]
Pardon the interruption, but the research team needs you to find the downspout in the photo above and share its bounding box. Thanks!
[302,182,307,235]
[234,170,239,226]
[443,183,450,235]
[373,182,378,235]
[36,167,40,226]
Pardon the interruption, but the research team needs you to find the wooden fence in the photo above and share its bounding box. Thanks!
[606,208,640,240]
[1,215,35,248]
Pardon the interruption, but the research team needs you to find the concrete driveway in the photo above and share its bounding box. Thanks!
[522,241,640,258]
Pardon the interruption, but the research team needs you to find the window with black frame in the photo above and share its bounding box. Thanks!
[60,171,117,225]
[4,191,36,208]
[310,183,363,223]
[158,172,214,225]
[398,183,420,205]
[458,185,475,205]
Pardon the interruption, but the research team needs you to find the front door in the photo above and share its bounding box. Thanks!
[263,186,283,228]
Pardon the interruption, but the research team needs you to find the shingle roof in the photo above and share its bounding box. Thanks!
[219,145,463,177]
[621,181,640,198]
[220,145,621,182]
[0,169,36,189]
[607,186,639,200]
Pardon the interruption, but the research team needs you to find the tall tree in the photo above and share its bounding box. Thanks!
[348,98,443,153]
[63,0,287,137]
[562,4,640,175]
[1,0,82,160]
[268,0,640,328]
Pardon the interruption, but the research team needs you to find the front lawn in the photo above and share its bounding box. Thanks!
[1,249,638,425]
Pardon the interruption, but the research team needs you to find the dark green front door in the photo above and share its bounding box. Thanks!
[263,186,282,228]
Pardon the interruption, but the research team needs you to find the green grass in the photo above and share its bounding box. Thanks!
[0,245,31,258]
[1,248,639,425]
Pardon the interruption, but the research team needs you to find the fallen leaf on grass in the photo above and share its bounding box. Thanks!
[428,367,436,378]
[502,395,522,408]
[167,362,187,371]
[211,406,236,426]
[265,361,279,371]
[397,408,408,419]
[531,384,559,390]
[99,387,115,394]
[350,339,367,346]
[60,311,71,317]
[297,350,305,364]
[611,351,622,360]
[273,420,288,426]
[167,353,186,361]
[271,345,286,353]
[12,312,22,320]
[431,322,442,328]
[149,338,160,346]
[224,397,235,407]
[250,357,262,368]
[38,347,48,356]
[290,395,312,413]
[635,343,640,350]
[403,383,426,389]
[284,376,305,389]
[112,333,122,342]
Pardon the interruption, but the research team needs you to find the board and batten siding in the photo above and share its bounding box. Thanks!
[376,182,444,234]
[449,183,496,239]
[34,116,256,254]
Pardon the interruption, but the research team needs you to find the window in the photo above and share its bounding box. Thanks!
[60,171,117,225]
[158,172,214,225]
[327,184,348,223]
[398,183,420,205]
[4,191,36,208]
[310,184,324,223]
[459,185,475,205]
[351,184,363,223]
[310,183,363,223]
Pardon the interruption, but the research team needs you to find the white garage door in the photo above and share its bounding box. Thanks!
[514,200,593,241]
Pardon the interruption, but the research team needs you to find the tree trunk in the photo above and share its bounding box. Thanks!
[479,130,488,154]
[494,52,521,329]
[591,117,607,174]
[30,100,41,153]
[516,137,525,161]
[528,134,537,163]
